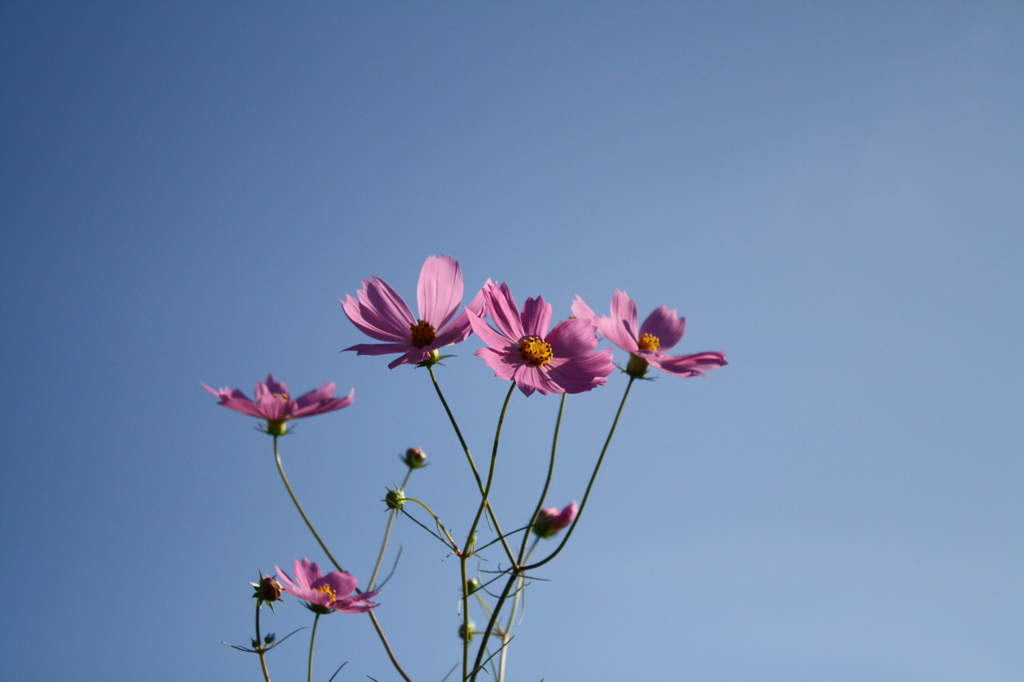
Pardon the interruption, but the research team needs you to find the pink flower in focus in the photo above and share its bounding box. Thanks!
[203,374,354,434]
[532,501,578,538]
[342,255,485,368]
[572,290,726,379]
[468,282,613,397]
[275,558,379,614]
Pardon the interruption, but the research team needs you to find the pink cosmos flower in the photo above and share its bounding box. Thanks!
[468,281,613,397]
[572,290,727,379]
[532,501,578,538]
[342,255,485,368]
[203,374,354,434]
[275,558,379,614]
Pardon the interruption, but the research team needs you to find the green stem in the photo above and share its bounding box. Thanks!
[255,600,272,682]
[307,613,320,682]
[464,382,517,560]
[428,368,515,564]
[525,376,635,571]
[368,469,413,590]
[272,436,413,682]
[478,393,567,682]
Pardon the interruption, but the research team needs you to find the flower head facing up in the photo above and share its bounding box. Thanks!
[203,374,354,434]
[572,291,727,379]
[342,255,486,369]
[468,282,614,397]
[275,558,379,614]
[532,501,578,538]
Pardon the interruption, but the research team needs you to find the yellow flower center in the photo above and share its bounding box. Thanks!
[316,584,337,602]
[637,333,660,351]
[519,336,553,366]
[409,319,437,348]
[272,392,289,401]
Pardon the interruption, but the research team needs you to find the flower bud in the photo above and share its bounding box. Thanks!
[459,619,476,641]
[466,578,481,595]
[625,353,650,379]
[402,447,427,468]
[258,576,283,602]
[385,487,406,510]
[532,502,578,539]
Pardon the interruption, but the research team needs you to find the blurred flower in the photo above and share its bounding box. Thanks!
[572,291,727,379]
[275,558,379,614]
[342,255,486,368]
[203,374,354,434]
[532,501,578,538]
[402,447,427,468]
[468,281,613,397]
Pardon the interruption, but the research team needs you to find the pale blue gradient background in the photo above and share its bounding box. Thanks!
[2,2,1022,681]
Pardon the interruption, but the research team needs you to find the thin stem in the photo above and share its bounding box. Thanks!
[464,382,517,561]
[428,368,515,563]
[307,613,320,682]
[273,435,346,572]
[525,376,635,571]
[272,436,413,682]
[255,600,272,682]
[369,469,413,590]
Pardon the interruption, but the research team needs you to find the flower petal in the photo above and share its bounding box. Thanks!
[570,295,598,323]
[521,295,552,338]
[341,290,409,343]
[639,305,685,351]
[483,282,526,342]
[609,290,639,339]
[474,347,521,382]
[651,350,727,377]
[546,318,599,358]
[468,310,514,350]
[319,570,359,599]
[416,255,463,330]
[513,363,562,396]
[292,558,323,589]
[546,349,613,393]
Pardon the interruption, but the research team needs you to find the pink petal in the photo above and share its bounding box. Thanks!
[639,305,685,351]
[474,347,521,382]
[320,570,358,598]
[343,341,415,356]
[545,318,599,358]
[609,290,639,339]
[434,283,488,346]
[341,293,409,343]
[468,310,514,350]
[521,295,552,338]
[547,350,613,393]
[652,350,727,377]
[570,295,598,323]
[416,255,464,330]
[484,282,526,342]
[387,347,431,369]
[292,558,322,589]
[513,364,563,396]
[354,277,417,337]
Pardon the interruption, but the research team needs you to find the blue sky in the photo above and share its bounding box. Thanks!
[2,2,1022,681]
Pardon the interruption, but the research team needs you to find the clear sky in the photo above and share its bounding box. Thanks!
[2,2,1022,681]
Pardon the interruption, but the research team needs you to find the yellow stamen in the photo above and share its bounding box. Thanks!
[519,336,553,366]
[409,319,437,348]
[637,333,660,351]
[316,584,337,602]
[272,392,289,401]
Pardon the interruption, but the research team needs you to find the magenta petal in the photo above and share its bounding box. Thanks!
[484,282,526,342]
[513,364,562,396]
[468,311,514,350]
[341,293,409,342]
[360,276,417,333]
[292,558,322,589]
[344,341,415,356]
[653,350,728,377]
[521,295,552,338]
[609,290,639,338]
[387,347,431,369]
[547,350,613,393]
[475,347,520,381]
[546,318,599,358]
[639,305,685,351]
[417,255,463,330]
[570,295,598,323]
[320,570,358,598]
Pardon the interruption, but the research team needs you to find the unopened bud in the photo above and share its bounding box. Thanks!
[385,487,406,510]
[264,632,276,645]
[459,620,476,641]
[466,578,481,595]
[258,576,283,602]
[402,447,427,468]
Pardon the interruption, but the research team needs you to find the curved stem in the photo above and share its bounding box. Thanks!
[369,469,413,590]
[272,436,413,682]
[525,376,635,571]
[307,613,320,682]
[428,368,515,563]
[464,382,517,560]
[273,435,346,572]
